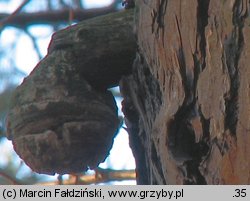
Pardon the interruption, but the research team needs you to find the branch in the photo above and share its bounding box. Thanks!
[0,0,31,27]
[0,168,135,185]
[24,29,43,60]
[0,6,118,28]
[38,169,136,185]
[0,169,22,185]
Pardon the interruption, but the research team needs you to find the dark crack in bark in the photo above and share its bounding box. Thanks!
[223,0,248,136]
[197,0,210,71]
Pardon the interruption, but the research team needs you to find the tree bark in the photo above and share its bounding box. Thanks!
[6,0,250,184]
[121,0,250,184]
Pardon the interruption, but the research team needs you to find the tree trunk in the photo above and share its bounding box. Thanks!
[6,0,250,184]
[120,0,250,184]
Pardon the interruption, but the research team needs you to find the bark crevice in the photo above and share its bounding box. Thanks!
[224,0,247,136]
[197,0,210,71]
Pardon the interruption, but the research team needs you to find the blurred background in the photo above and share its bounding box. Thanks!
[0,0,135,184]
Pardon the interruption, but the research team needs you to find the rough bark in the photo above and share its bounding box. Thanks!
[121,0,250,184]
[5,0,250,184]
[6,10,136,175]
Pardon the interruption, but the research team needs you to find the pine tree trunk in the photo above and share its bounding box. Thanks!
[6,0,250,185]
[121,0,250,184]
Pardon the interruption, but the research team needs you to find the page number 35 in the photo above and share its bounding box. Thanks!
[233,189,247,198]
